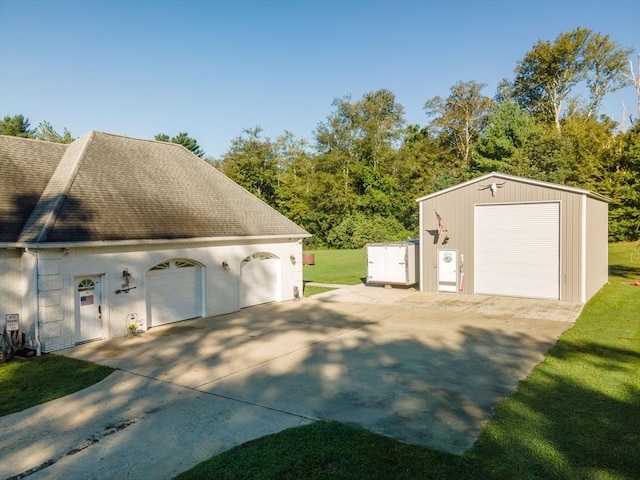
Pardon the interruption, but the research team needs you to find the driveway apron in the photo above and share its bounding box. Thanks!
[0,287,576,479]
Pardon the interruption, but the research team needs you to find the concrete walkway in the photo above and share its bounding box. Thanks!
[0,287,578,479]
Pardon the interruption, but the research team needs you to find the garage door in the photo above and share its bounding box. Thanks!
[147,259,202,327]
[474,203,559,300]
[240,253,279,308]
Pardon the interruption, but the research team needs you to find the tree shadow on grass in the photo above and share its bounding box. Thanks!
[608,263,640,279]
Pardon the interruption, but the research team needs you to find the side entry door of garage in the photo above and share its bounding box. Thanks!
[474,202,560,300]
[147,259,203,327]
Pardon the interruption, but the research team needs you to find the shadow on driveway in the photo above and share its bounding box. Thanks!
[1,290,573,479]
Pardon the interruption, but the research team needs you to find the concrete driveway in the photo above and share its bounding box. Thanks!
[0,286,579,479]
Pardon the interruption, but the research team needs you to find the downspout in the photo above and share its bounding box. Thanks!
[24,248,42,356]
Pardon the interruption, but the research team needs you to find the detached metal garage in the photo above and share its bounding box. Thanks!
[417,173,609,304]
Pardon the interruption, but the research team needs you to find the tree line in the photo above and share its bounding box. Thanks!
[3,28,638,246]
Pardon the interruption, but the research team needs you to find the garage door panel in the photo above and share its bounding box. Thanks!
[475,203,559,300]
[240,255,279,308]
[147,262,202,327]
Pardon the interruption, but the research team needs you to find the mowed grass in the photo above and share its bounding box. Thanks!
[0,355,114,417]
[303,249,366,285]
[177,242,640,480]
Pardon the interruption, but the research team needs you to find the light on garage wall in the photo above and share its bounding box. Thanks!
[222,260,230,271]
[116,268,136,294]
[290,254,296,265]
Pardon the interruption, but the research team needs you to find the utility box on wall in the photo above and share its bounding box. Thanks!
[366,241,419,286]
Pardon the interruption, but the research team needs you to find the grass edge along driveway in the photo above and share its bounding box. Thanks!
[178,241,640,480]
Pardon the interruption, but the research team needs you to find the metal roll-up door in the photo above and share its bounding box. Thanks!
[474,203,560,299]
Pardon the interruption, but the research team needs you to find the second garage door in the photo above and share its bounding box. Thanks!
[240,253,280,308]
[474,202,560,300]
[147,259,203,327]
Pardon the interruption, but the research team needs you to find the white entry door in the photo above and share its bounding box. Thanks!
[438,250,458,292]
[76,276,103,343]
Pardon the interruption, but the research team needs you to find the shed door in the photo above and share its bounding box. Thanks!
[474,203,560,300]
[240,253,280,308]
[367,245,408,284]
[147,260,202,327]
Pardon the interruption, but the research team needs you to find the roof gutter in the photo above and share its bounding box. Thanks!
[3,233,311,250]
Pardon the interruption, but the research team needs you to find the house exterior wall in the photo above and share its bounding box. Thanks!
[418,174,607,303]
[24,238,303,352]
[0,249,23,332]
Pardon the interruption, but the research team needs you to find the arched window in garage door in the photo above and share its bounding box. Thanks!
[240,252,280,308]
[146,259,203,327]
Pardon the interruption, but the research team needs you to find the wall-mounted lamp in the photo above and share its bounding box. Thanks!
[63,248,70,256]
[116,268,136,294]
[122,268,132,284]
[222,261,230,271]
[290,254,296,265]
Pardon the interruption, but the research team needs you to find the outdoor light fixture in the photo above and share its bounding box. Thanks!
[122,268,132,284]
[222,261,230,271]
[116,268,136,294]
[290,254,296,265]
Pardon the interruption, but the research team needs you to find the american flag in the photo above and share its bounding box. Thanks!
[435,211,445,235]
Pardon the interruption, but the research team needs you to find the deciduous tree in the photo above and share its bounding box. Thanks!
[424,81,494,168]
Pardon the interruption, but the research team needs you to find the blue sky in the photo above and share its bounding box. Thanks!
[1,0,639,159]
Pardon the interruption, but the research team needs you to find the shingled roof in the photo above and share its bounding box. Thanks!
[0,131,309,244]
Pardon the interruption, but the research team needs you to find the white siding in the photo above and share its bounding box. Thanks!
[24,239,303,352]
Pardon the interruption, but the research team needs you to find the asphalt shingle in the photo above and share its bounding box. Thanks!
[0,132,309,244]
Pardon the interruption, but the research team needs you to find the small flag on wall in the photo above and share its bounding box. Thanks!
[435,211,445,235]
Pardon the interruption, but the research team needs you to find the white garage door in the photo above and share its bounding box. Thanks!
[240,253,279,308]
[474,203,560,300]
[147,260,202,327]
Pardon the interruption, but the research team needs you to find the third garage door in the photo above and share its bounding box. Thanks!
[240,253,280,308]
[474,202,560,300]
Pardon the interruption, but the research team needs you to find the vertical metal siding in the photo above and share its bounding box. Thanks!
[419,175,604,302]
[585,197,609,300]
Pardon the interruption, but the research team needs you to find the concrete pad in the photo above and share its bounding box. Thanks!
[0,370,310,480]
[197,305,570,453]
[2,286,575,477]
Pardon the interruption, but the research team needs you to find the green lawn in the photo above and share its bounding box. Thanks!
[303,249,366,285]
[178,242,640,479]
[0,355,114,417]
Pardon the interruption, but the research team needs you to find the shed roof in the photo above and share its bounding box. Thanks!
[415,172,610,203]
[1,132,309,245]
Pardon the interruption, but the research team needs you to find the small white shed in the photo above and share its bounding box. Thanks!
[366,241,420,286]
